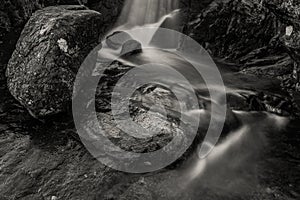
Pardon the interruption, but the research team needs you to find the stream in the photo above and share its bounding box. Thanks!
[0,0,299,199]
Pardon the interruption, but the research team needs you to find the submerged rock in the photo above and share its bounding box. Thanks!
[6,6,103,118]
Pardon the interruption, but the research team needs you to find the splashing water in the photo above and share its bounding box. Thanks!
[98,0,181,70]
[107,0,181,45]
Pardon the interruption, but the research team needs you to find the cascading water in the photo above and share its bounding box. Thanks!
[106,0,180,45]
[116,0,179,28]
[98,0,181,67]
[96,0,292,198]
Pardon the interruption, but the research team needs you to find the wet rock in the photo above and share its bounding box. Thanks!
[281,30,300,91]
[106,31,133,50]
[74,60,212,171]
[0,0,41,65]
[188,0,282,61]
[86,0,124,33]
[264,0,300,28]
[120,39,142,56]
[264,1,300,92]
[0,0,124,69]
[246,91,297,116]
[0,0,83,66]
[241,55,294,78]
[6,6,103,118]
[188,0,300,95]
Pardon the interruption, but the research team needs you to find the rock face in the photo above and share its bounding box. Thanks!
[189,0,282,61]
[281,31,300,91]
[179,0,214,20]
[0,0,41,65]
[0,0,124,67]
[187,0,300,94]
[87,0,125,33]
[264,0,300,92]
[6,6,103,118]
[0,0,82,66]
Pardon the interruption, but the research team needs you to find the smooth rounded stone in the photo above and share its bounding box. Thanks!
[106,31,133,50]
[6,6,103,118]
[120,39,142,56]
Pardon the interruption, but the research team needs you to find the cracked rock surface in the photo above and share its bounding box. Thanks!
[6,6,103,118]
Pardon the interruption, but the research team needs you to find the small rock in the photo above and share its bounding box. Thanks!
[106,31,132,50]
[120,39,142,56]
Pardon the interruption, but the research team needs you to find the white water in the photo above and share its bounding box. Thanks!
[107,0,180,46]
[116,0,179,28]
[97,0,181,73]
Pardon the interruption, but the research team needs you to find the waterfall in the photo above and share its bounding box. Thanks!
[99,0,181,64]
[116,0,179,28]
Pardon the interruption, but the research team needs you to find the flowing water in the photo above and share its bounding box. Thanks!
[100,0,296,198]
[116,0,179,28]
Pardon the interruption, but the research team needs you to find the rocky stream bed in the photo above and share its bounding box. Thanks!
[0,0,300,200]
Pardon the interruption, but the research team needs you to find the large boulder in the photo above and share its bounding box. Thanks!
[0,0,83,66]
[0,0,124,67]
[188,0,283,61]
[6,6,103,118]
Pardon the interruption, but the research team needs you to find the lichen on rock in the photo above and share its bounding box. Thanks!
[6,6,103,118]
